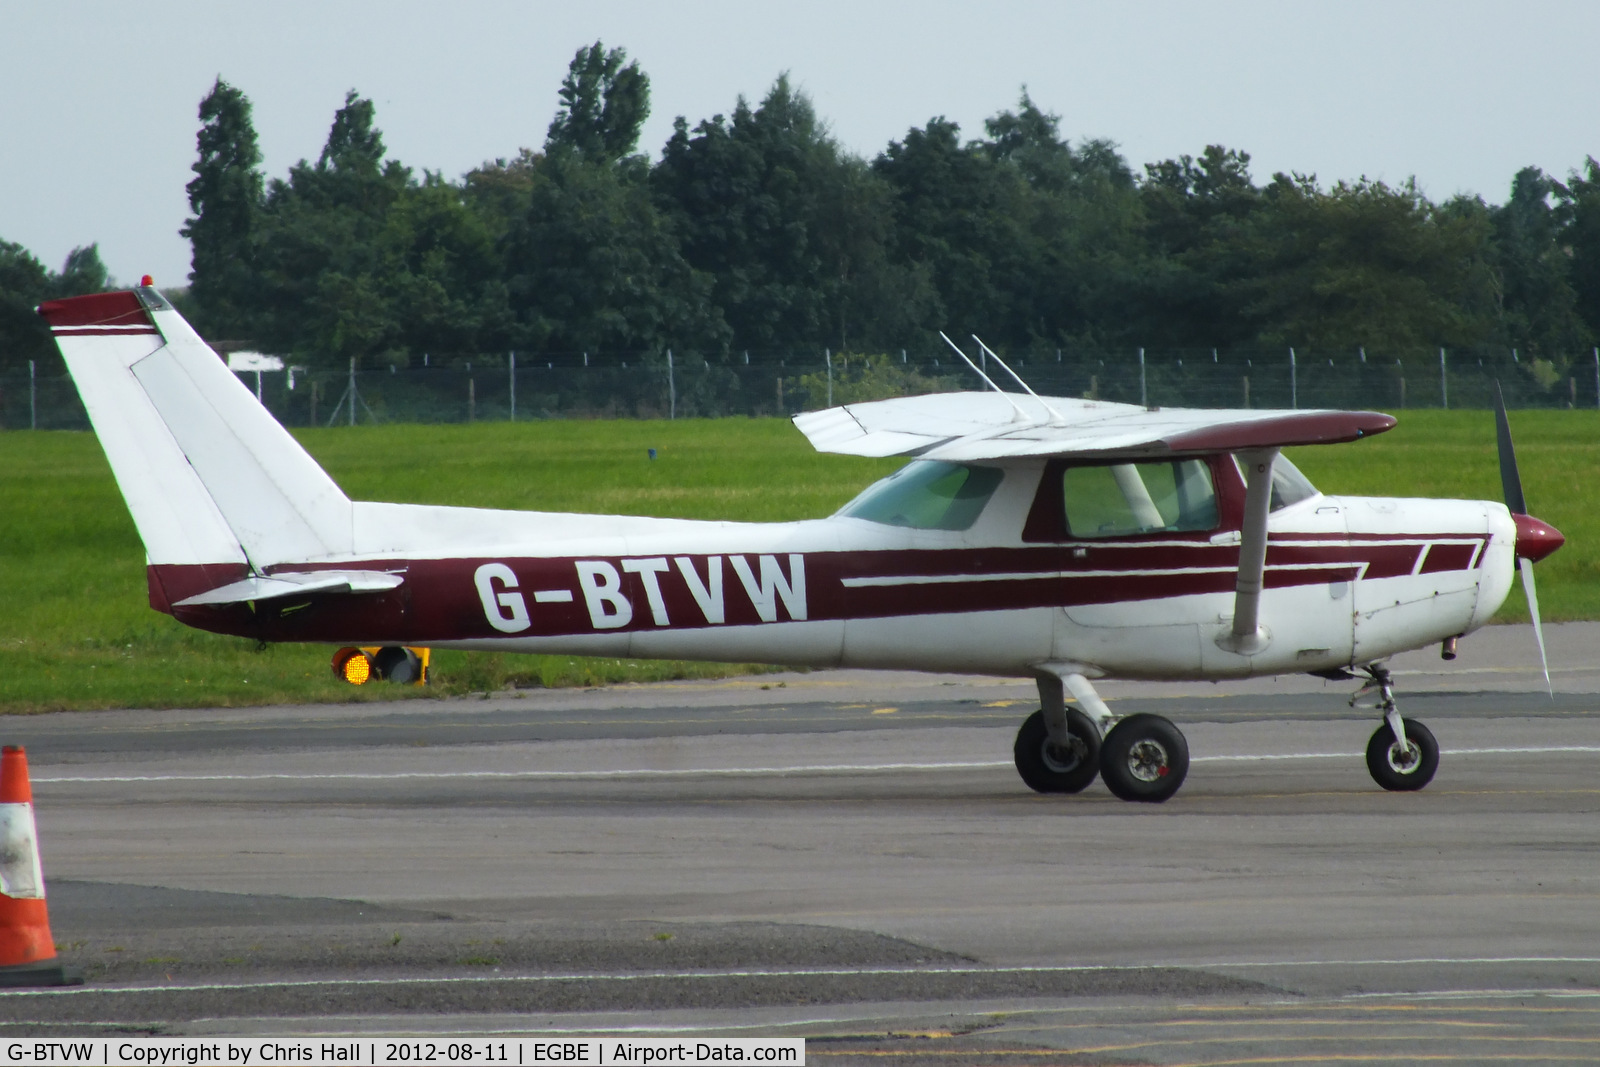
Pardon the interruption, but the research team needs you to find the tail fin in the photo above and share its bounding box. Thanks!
[38,286,352,575]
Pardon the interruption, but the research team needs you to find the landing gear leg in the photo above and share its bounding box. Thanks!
[1014,672,1191,802]
[1356,664,1439,791]
[1013,674,1101,793]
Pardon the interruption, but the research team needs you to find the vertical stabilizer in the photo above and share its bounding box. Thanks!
[39,287,352,571]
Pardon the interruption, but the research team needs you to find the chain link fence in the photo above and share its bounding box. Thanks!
[7,344,1600,431]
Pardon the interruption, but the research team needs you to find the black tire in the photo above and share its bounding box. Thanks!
[1366,718,1439,791]
[1099,713,1189,803]
[1013,708,1102,794]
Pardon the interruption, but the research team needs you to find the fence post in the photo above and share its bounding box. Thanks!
[1439,347,1448,409]
[1594,347,1598,410]
[1242,375,1250,408]
[667,349,676,420]
[1138,347,1146,407]
[826,349,833,407]
[348,358,356,427]
[28,359,36,430]
[1289,347,1297,409]
[508,351,516,422]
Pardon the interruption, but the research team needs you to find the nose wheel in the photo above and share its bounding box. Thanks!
[1366,718,1439,791]
[1355,665,1439,791]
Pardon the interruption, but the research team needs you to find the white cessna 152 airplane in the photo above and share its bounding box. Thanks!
[41,283,1565,802]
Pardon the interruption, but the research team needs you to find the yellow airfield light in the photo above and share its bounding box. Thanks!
[332,647,373,684]
[331,646,429,686]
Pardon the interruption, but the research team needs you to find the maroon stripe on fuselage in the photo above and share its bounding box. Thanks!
[1420,542,1479,574]
[149,533,1491,645]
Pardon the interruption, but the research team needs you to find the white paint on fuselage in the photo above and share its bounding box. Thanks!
[332,461,1518,682]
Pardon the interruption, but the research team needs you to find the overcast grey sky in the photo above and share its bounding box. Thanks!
[4,0,1596,288]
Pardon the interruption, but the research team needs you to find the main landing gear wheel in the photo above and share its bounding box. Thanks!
[1366,718,1439,791]
[1099,714,1189,803]
[1014,708,1101,793]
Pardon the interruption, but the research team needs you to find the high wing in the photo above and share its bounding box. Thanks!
[792,391,1395,461]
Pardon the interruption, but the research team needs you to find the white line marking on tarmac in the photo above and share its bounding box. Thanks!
[6,957,1600,998]
[31,762,1012,783]
[29,745,1600,784]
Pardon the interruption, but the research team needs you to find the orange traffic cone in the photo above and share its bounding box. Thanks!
[0,747,81,986]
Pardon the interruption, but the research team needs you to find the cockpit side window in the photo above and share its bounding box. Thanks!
[839,461,1005,531]
[1023,458,1219,541]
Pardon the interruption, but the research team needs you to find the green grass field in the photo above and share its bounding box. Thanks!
[0,410,1592,713]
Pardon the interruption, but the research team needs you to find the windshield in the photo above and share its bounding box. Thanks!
[840,461,1004,531]
[1234,454,1320,511]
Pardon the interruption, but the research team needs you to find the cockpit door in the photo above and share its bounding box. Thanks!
[1029,457,1224,677]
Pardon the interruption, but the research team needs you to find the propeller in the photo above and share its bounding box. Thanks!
[1493,381,1562,696]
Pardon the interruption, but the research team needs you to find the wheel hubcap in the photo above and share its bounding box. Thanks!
[1386,741,1420,774]
[1127,739,1170,782]
[1041,738,1085,774]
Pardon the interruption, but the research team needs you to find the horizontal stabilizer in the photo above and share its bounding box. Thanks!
[173,570,403,607]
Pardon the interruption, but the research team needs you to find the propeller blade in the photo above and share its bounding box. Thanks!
[1493,380,1527,515]
[1519,556,1552,697]
[1495,383,1552,696]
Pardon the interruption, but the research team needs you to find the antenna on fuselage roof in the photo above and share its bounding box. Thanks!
[938,331,1031,422]
[971,335,1067,424]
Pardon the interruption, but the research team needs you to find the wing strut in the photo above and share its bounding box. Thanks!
[1217,448,1276,655]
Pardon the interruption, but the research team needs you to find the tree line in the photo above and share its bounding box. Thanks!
[6,41,1600,407]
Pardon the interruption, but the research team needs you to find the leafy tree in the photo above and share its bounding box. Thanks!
[503,153,724,356]
[1489,167,1589,358]
[0,241,55,371]
[979,94,1142,348]
[874,116,1025,338]
[654,76,901,352]
[1135,145,1265,347]
[253,91,415,366]
[0,242,112,372]
[875,95,1142,351]
[1557,157,1600,344]
[545,42,651,163]
[181,77,264,337]
[1231,174,1497,352]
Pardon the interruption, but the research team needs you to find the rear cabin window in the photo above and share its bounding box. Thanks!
[1037,459,1218,539]
[840,461,1004,531]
